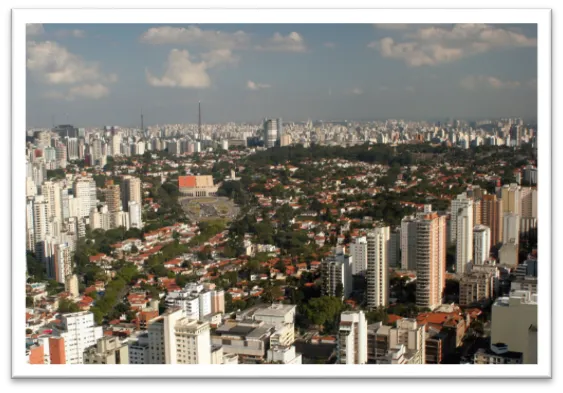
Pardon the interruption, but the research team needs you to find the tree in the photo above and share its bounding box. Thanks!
[335,283,344,299]
[26,296,34,307]
[58,298,81,313]
[302,296,343,331]
[131,244,139,254]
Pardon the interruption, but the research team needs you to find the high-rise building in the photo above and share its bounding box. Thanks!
[121,176,142,212]
[349,236,367,275]
[41,181,63,223]
[26,198,35,252]
[366,227,390,310]
[263,118,279,148]
[455,201,474,275]
[83,336,129,364]
[51,311,103,364]
[128,201,143,229]
[502,183,521,215]
[473,198,482,226]
[210,290,225,314]
[459,271,493,306]
[481,194,503,247]
[415,212,447,310]
[491,290,537,364]
[321,252,353,299]
[400,216,418,271]
[32,195,49,259]
[66,137,79,160]
[473,225,491,265]
[337,311,367,364]
[503,212,520,245]
[174,318,211,364]
[523,165,538,186]
[389,227,401,268]
[51,243,72,284]
[103,181,122,228]
[73,176,97,218]
[450,192,472,245]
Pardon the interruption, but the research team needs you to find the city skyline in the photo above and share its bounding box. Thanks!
[26,23,538,127]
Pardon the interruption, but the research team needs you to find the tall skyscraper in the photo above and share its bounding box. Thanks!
[41,181,63,223]
[121,176,142,212]
[128,201,143,229]
[481,194,503,247]
[349,236,367,275]
[66,137,79,160]
[321,252,353,299]
[32,195,49,259]
[503,212,520,245]
[450,192,473,245]
[337,311,367,364]
[73,176,97,218]
[400,216,418,270]
[502,183,521,215]
[456,201,474,275]
[263,118,279,148]
[415,212,447,310]
[473,225,491,265]
[366,227,390,310]
[103,181,122,228]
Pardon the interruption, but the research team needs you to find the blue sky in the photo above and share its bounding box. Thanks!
[26,23,538,127]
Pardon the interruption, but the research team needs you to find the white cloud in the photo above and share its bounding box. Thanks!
[26,24,44,36]
[369,24,536,67]
[27,41,115,85]
[324,42,336,48]
[146,49,211,88]
[257,32,306,52]
[54,29,86,38]
[351,88,363,95]
[460,75,521,90]
[247,80,271,91]
[200,49,238,67]
[140,26,250,49]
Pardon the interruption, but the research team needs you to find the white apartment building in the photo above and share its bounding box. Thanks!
[174,318,211,364]
[321,252,353,299]
[52,311,103,364]
[267,345,302,364]
[473,224,491,265]
[337,311,367,364]
[349,236,367,275]
[450,192,472,245]
[366,227,390,309]
[491,290,537,364]
[128,201,143,229]
[456,201,474,275]
[73,176,97,218]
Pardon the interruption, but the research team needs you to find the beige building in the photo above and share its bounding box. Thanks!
[83,336,129,364]
[491,290,537,364]
[366,227,390,310]
[415,212,447,310]
[103,181,122,227]
[501,183,520,215]
[367,319,425,364]
[174,318,211,364]
[459,271,492,306]
[122,176,142,211]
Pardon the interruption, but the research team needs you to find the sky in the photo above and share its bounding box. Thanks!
[25,23,538,127]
